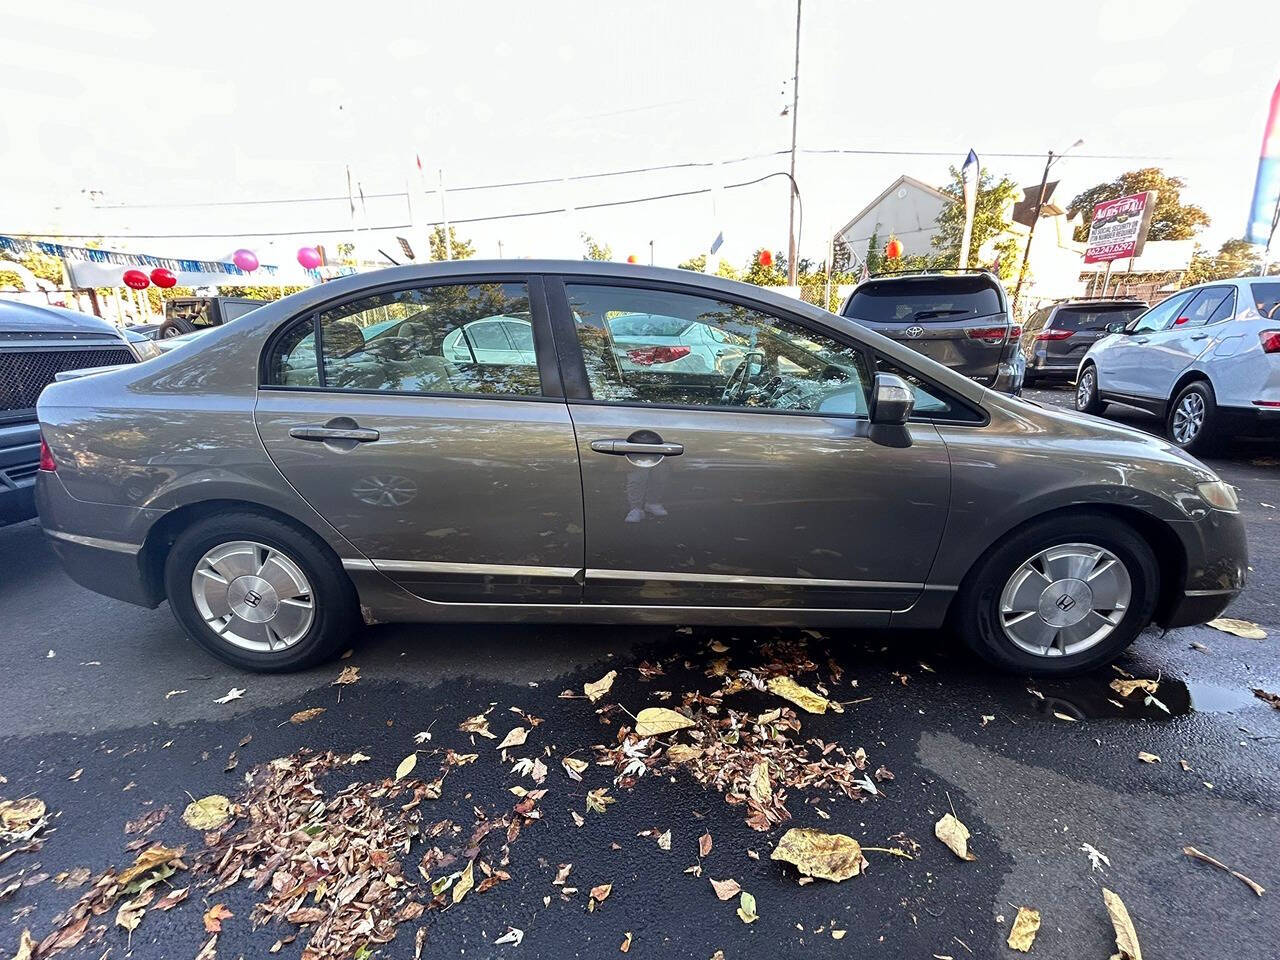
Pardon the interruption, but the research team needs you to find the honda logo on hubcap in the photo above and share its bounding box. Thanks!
[243,589,262,608]
[1055,594,1076,611]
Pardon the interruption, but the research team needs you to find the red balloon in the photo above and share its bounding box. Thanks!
[626,254,638,264]
[232,248,259,272]
[296,246,322,270]
[122,268,150,290]
[757,249,773,267]
[150,268,177,288]
[885,238,904,260]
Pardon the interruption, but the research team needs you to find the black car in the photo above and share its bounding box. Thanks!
[158,296,266,339]
[1021,298,1148,385]
[1,300,150,525]
[840,271,1023,393]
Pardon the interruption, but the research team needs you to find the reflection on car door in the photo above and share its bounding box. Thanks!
[1137,286,1235,401]
[1101,291,1193,396]
[549,278,951,617]
[254,277,585,604]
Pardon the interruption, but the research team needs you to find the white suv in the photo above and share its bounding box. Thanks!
[1075,277,1280,452]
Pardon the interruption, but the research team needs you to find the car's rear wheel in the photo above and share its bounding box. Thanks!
[164,511,358,672]
[954,512,1158,675]
[158,317,194,339]
[1075,364,1105,414]
[1166,380,1217,454]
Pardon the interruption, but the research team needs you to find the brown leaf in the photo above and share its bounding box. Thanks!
[590,882,613,903]
[115,897,147,934]
[748,760,772,805]
[1137,752,1161,764]
[118,844,184,886]
[1007,906,1041,952]
[620,931,633,952]
[289,707,326,725]
[0,798,45,834]
[584,670,617,703]
[1183,846,1266,896]
[459,713,497,739]
[203,903,233,933]
[153,886,189,911]
[333,665,361,685]
[935,813,976,861]
[1103,887,1143,960]
[709,877,740,900]
[770,827,867,882]
[699,831,713,858]
[1253,688,1280,710]
[1110,678,1159,698]
[665,744,702,763]
[195,934,218,960]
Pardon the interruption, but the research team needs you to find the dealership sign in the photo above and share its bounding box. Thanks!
[1083,191,1158,263]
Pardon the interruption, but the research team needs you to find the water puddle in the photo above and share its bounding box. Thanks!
[1025,675,1256,721]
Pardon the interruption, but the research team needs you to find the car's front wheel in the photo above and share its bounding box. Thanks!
[1166,380,1218,454]
[1075,364,1105,414]
[954,512,1159,675]
[164,511,359,672]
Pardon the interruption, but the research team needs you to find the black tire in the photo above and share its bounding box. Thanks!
[953,512,1159,676]
[164,511,359,672]
[1166,380,1218,455]
[1074,363,1106,414]
[158,317,195,339]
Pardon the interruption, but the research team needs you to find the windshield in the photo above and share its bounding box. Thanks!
[843,276,1003,323]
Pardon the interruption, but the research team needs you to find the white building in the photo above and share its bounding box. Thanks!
[832,175,953,262]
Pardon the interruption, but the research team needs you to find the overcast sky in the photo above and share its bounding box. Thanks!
[2,0,1277,271]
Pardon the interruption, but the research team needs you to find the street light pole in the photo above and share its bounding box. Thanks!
[786,0,802,286]
[1011,138,1082,316]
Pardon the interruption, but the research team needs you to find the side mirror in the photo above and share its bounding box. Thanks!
[1106,321,1128,334]
[870,372,915,425]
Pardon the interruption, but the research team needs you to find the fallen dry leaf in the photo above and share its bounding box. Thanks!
[590,882,613,904]
[562,756,589,780]
[709,877,740,900]
[333,665,361,685]
[395,753,418,781]
[458,713,496,739]
[117,844,184,887]
[1110,678,1159,698]
[748,760,772,805]
[115,896,147,934]
[765,676,829,714]
[196,934,217,960]
[11,930,35,960]
[666,744,702,763]
[770,827,867,882]
[1007,906,1041,952]
[1137,752,1161,764]
[584,670,617,703]
[657,829,672,851]
[935,813,976,861]
[496,726,528,750]
[495,927,524,946]
[452,860,475,905]
[214,687,244,704]
[634,707,695,737]
[1183,846,1265,896]
[182,795,230,831]
[1103,887,1143,960]
[736,890,758,924]
[1207,618,1267,640]
[1253,688,1280,710]
[0,797,45,835]
[203,903,233,933]
[289,707,326,725]
[154,886,189,911]
[699,831,713,858]
[620,930,633,952]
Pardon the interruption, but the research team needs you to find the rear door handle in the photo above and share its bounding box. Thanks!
[1132,337,1149,344]
[590,439,684,456]
[1189,334,1209,341]
[289,425,381,442]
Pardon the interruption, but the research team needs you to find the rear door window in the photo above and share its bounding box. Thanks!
[1175,287,1233,328]
[1252,282,1280,320]
[843,276,1003,323]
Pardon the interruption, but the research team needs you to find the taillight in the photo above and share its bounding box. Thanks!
[1260,330,1280,354]
[1036,329,1074,341]
[1008,325,1022,339]
[965,326,1007,343]
[626,345,691,366]
[38,437,57,472]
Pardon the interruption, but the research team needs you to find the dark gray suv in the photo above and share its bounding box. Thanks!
[840,271,1023,393]
[1022,298,1148,386]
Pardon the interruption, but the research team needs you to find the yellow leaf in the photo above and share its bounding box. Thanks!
[935,813,975,861]
[1110,678,1159,698]
[1103,888,1142,960]
[452,860,475,905]
[1137,752,1161,764]
[115,897,147,934]
[0,798,46,834]
[1206,617,1266,640]
[118,845,184,887]
[289,707,326,725]
[765,676,829,714]
[666,744,703,764]
[11,929,35,960]
[497,726,528,750]
[748,760,772,804]
[1007,906,1040,952]
[736,891,758,924]
[634,707,694,737]
[562,756,589,780]
[584,670,617,703]
[182,795,230,831]
[395,753,417,781]
[770,828,866,882]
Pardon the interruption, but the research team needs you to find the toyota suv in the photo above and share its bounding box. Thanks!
[1022,298,1147,386]
[840,271,1023,393]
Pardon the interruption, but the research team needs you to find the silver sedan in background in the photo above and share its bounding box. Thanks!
[35,261,1245,676]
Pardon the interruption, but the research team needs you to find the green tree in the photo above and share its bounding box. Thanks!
[19,251,65,286]
[1182,238,1263,285]
[217,285,308,301]
[428,226,475,261]
[864,229,881,275]
[580,232,613,261]
[933,166,1021,272]
[1068,168,1210,242]
[0,268,23,290]
[677,253,741,280]
[741,250,786,286]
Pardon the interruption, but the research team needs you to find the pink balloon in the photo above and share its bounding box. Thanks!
[232,248,259,272]
[296,246,322,270]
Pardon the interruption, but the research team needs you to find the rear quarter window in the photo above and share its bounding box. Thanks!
[843,277,1003,323]
[1252,282,1280,321]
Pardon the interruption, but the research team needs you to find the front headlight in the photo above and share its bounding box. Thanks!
[1196,480,1239,512]
[124,332,162,361]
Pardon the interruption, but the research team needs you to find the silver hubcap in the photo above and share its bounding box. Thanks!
[1076,371,1094,408]
[999,543,1131,657]
[1171,392,1205,443]
[191,540,314,652]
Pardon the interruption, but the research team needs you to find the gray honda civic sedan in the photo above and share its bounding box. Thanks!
[35,261,1246,675]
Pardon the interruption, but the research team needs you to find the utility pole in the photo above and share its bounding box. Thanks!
[786,0,802,287]
[1011,151,1053,316]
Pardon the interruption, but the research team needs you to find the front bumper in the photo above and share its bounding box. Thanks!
[35,471,162,607]
[1160,508,1248,628]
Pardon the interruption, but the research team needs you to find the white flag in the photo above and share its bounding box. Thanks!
[959,149,979,268]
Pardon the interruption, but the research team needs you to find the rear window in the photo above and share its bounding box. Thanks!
[843,276,1003,323]
[606,313,690,338]
[1051,304,1146,332]
[1252,282,1280,320]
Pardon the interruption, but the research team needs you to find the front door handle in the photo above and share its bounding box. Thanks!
[289,425,380,442]
[1132,337,1149,344]
[1189,334,1209,341]
[590,439,684,457]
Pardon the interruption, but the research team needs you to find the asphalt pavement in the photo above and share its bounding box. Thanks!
[1,384,1278,960]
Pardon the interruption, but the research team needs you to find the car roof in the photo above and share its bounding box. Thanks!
[0,298,120,336]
